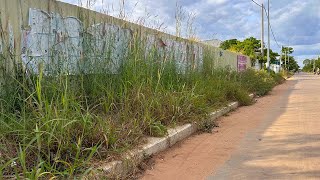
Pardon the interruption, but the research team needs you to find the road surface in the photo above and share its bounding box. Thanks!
[140,73,320,180]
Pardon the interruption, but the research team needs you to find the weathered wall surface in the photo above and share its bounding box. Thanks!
[0,0,251,77]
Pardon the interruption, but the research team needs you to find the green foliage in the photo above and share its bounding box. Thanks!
[282,46,294,55]
[220,37,280,65]
[267,49,280,64]
[150,121,168,137]
[281,56,300,72]
[220,37,261,60]
[280,46,299,72]
[271,71,286,84]
[303,59,311,66]
[219,39,239,50]
[302,57,320,72]
[239,37,261,60]
[238,69,278,96]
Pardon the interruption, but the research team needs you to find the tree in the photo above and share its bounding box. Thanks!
[237,37,261,60]
[302,59,314,72]
[282,46,294,55]
[220,37,262,62]
[220,37,281,67]
[266,49,280,64]
[303,59,311,66]
[279,55,299,72]
[286,56,300,72]
[279,46,296,70]
[220,39,239,50]
[303,57,320,72]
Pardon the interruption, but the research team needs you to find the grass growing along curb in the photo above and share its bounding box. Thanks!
[0,32,286,180]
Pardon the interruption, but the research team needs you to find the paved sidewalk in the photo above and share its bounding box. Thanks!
[141,73,320,180]
[210,73,320,179]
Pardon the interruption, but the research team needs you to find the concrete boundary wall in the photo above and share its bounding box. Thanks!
[0,0,251,77]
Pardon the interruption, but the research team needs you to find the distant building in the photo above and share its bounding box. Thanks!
[203,39,223,48]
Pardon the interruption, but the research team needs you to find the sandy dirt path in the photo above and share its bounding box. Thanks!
[140,73,320,180]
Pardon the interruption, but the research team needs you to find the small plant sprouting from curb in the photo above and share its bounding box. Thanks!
[150,121,168,137]
[199,118,219,133]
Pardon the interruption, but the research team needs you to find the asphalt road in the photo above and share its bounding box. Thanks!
[141,73,320,180]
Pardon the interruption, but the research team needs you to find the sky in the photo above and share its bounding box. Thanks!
[59,0,320,66]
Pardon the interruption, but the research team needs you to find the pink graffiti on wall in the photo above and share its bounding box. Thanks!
[237,55,247,72]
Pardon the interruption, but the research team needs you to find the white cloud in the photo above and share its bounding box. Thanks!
[206,0,227,5]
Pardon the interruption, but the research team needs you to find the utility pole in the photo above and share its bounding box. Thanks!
[261,3,264,70]
[287,41,290,72]
[284,47,287,70]
[313,58,315,73]
[288,53,290,71]
[267,0,270,71]
[279,46,282,71]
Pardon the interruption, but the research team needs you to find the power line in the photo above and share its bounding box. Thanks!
[251,0,262,7]
[251,0,281,48]
[263,6,281,48]
[270,25,281,48]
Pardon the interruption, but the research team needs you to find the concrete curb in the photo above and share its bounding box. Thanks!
[94,94,254,178]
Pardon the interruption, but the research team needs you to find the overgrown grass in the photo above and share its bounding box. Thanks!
[0,32,285,179]
[237,69,279,96]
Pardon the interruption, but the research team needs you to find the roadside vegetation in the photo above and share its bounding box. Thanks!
[220,38,300,72]
[302,57,320,72]
[0,1,287,179]
[0,42,284,179]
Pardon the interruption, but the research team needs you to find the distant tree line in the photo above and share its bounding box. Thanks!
[220,37,299,72]
[302,57,320,72]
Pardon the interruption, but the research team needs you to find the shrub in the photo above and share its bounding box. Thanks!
[238,69,276,96]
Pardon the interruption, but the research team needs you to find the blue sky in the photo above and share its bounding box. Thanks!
[59,0,320,66]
